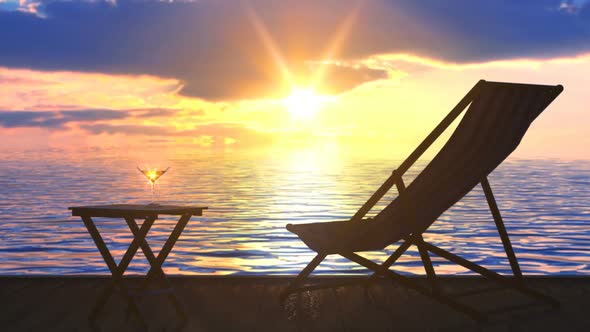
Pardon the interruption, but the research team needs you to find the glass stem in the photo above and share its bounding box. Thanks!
[151,182,155,204]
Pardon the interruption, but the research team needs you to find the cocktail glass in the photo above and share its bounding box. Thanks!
[137,166,170,205]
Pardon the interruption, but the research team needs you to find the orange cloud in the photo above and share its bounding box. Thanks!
[361,52,590,72]
[1,51,589,159]
[0,67,185,110]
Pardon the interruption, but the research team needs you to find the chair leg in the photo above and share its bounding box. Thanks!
[368,238,413,281]
[423,242,559,308]
[362,237,413,302]
[284,238,415,301]
[416,235,438,294]
[481,177,523,279]
[341,252,487,322]
[280,253,327,303]
[282,239,415,307]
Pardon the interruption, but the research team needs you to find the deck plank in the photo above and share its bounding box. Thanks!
[1,278,68,326]
[13,279,102,331]
[1,277,589,331]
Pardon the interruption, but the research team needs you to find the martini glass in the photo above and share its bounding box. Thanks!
[137,166,170,205]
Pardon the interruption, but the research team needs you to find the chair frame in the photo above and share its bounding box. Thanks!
[280,80,561,322]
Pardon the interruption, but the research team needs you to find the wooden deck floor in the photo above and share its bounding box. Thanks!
[1,276,588,331]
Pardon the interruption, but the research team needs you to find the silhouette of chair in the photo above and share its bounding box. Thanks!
[280,80,563,322]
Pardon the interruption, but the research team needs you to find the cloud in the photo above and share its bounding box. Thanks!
[1,0,589,101]
[80,123,178,136]
[129,108,202,118]
[0,108,183,129]
[306,63,389,94]
[559,1,590,14]
[1,50,589,157]
[361,52,590,73]
[79,122,273,146]
[0,0,42,15]
[0,110,125,128]
[0,66,185,111]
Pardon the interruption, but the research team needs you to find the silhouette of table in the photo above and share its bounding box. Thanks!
[69,204,207,330]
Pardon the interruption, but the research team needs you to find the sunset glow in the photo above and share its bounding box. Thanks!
[283,88,334,120]
[0,0,587,159]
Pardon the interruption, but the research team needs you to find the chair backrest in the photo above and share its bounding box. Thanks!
[374,81,563,240]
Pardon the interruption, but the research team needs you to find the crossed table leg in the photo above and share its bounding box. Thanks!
[80,213,192,330]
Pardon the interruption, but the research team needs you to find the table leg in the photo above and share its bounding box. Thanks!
[82,215,155,330]
[146,213,192,279]
[125,215,191,325]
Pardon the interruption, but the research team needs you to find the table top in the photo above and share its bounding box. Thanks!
[69,204,207,218]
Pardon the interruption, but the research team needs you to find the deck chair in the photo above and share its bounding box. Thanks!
[280,80,563,322]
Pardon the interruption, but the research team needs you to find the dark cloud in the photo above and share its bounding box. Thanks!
[308,63,389,94]
[0,1,589,100]
[28,104,92,111]
[0,110,126,128]
[0,108,184,129]
[147,138,176,144]
[129,108,190,118]
[80,123,178,136]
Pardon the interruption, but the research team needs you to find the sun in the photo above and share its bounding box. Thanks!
[283,88,333,119]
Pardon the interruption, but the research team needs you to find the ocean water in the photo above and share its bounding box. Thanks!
[0,148,588,275]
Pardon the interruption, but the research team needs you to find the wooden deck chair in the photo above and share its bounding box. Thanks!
[280,80,564,322]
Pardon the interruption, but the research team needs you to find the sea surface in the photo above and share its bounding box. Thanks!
[0,148,588,275]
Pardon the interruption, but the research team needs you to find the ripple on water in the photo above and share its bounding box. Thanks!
[0,150,589,275]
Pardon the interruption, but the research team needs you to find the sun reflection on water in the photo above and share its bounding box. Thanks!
[0,149,589,275]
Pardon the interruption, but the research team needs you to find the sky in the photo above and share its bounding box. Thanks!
[1,0,589,158]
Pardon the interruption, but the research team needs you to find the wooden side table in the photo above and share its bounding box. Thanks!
[69,204,207,330]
